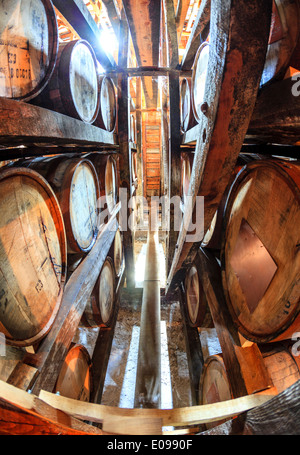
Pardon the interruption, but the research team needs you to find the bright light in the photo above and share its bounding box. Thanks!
[99,29,118,57]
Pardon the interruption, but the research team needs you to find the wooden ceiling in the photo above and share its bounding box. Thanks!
[55,0,202,68]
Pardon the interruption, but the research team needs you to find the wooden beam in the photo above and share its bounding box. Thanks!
[39,387,275,428]
[175,0,191,41]
[141,76,159,109]
[180,0,210,70]
[162,0,181,273]
[247,76,300,145]
[117,8,135,288]
[0,98,117,148]
[0,145,118,162]
[122,0,161,66]
[166,0,273,294]
[52,0,116,69]
[0,380,103,435]
[106,66,193,77]
[21,208,120,395]
[163,0,179,68]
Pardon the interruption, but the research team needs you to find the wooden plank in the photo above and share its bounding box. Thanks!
[39,388,275,427]
[166,0,273,294]
[22,207,120,395]
[107,66,193,77]
[0,380,103,435]
[122,0,161,66]
[180,0,211,70]
[0,98,117,148]
[122,0,161,108]
[52,0,116,69]
[0,145,118,162]
[247,76,300,145]
[240,144,300,160]
[141,76,159,109]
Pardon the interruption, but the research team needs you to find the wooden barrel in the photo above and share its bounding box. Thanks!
[93,76,116,131]
[199,344,300,428]
[261,0,300,86]
[0,0,58,101]
[180,77,197,132]
[85,153,118,215]
[28,155,100,254]
[54,344,92,402]
[81,257,116,328]
[198,355,232,429]
[191,41,210,123]
[201,154,264,250]
[184,257,213,328]
[113,228,123,277]
[220,159,300,343]
[181,152,194,207]
[33,39,100,123]
[0,167,67,347]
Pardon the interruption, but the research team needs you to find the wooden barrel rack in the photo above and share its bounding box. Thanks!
[0,0,299,438]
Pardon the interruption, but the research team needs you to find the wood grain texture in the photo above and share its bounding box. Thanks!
[220,159,300,343]
[247,76,300,145]
[32,40,100,124]
[0,98,117,148]
[93,76,117,132]
[54,344,92,402]
[20,205,120,395]
[0,0,58,101]
[52,0,115,69]
[166,0,273,295]
[261,0,300,86]
[0,167,67,347]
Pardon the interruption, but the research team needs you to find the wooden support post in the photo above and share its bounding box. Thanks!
[117,8,135,289]
[197,248,275,398]
[90,297,120,404]
[136,77,143,198]
[29,213,120,395]
[179,286,204,406]
[163,0,182,275]
[134,205,161,408]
